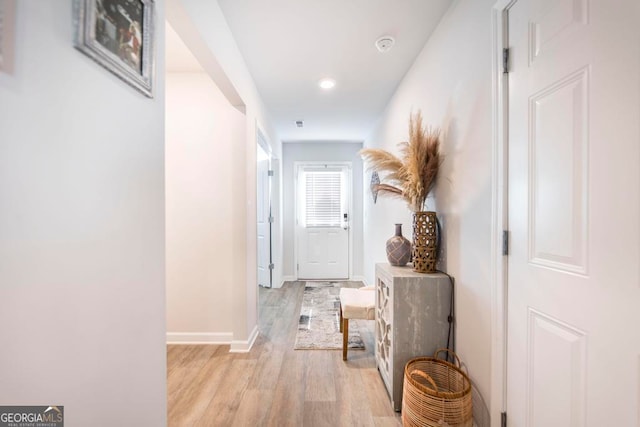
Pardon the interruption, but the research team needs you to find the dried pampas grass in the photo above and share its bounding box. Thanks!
[360,111,441,212]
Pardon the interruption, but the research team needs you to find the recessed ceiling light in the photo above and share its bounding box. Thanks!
[319,78,336,90]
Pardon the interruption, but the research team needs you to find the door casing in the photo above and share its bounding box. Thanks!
[256,135,272,288]
[491,1,518,425]
[491,1,640,425]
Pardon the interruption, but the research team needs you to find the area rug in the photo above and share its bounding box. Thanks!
[293,281,365,351]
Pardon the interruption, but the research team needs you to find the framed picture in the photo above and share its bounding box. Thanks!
[74,0,155,97]
[0,0,16,74]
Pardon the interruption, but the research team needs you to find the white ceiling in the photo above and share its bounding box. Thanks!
[217,0,453,142]
[218,0,452,141]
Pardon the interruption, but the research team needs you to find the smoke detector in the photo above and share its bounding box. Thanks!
[375,36,395,53]
[295,120,304,128]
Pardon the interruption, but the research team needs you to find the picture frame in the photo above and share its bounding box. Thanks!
[0,0,16,74]
[73,0,155,97]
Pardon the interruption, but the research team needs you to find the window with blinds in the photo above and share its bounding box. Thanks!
[302,170,343,227]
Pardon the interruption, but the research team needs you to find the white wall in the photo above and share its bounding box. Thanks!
[167,0,281,347]
[363,0,495,423]
[166,72,243,342]
[0,1,166,425]
[282,142,364,281]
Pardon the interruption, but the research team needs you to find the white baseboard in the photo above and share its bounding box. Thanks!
[229,325,259,353]
[281,275,296,285]
[267,280,283,289]
[166,332,233,345]
[352,275,369,287]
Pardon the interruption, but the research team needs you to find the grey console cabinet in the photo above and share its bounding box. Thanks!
[374,263,452,411]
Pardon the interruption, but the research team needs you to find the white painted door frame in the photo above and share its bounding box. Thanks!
[492,2,640,425]
[256,130,272,288]
[490,1,516,426]
[293,161,353,280]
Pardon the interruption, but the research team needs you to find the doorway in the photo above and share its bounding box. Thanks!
[256,131,273,288]
[295,162,351,280]
[493,0,640,424]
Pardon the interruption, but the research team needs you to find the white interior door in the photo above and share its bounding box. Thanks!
[507,0,640,425]
[296,164,350,280]
[257,143,271,287]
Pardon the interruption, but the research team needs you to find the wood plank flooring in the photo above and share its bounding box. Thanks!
[167,281,402,426]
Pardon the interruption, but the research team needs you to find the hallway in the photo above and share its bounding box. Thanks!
[3,1,640,425]
[167,283,401,426]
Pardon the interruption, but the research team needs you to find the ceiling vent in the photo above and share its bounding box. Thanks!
[375,36,395,53]
[295,120,304,128]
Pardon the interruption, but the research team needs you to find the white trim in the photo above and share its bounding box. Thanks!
[351,275,369,287]
[491,1,515,426]
[281,275,296,285]
[270,158,283,289]
[256,122,275,289]
[244,117,257,358]
[347,164,353,280]
[166,332,233,345]
[256,126,272,156]
[229,325,259,353]
[166,327,260,351]
[293,161,354,281]
[0,0,16,74]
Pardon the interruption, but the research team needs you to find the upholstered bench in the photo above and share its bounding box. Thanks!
[339,286,375,361]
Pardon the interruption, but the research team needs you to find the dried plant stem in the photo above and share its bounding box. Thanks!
[360,110,441,211]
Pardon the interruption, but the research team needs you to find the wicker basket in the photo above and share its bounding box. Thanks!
[402,349,472,427]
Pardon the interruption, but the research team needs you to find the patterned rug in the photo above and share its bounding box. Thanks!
[293,281,365,351]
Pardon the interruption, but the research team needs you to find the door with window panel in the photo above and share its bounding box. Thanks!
[296,164,350,279]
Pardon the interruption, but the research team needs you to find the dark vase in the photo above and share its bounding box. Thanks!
[386,224,411,266]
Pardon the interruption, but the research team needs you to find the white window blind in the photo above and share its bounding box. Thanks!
[304,171,343,227]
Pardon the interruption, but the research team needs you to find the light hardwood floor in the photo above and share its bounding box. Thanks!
[167,281,402,426]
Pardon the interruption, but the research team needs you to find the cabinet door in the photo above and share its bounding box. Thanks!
[375,274,392,394]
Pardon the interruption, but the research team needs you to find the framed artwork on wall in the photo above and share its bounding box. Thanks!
[73,0,156,97]
[0,0,16,74]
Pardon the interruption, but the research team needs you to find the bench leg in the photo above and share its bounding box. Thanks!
[342,318,349,361]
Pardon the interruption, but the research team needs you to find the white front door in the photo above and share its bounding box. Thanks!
[257,143,271,287]
[296,164,350,280]
[507,0,640,425]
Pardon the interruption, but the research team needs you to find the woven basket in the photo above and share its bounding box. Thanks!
[402,349,472,427]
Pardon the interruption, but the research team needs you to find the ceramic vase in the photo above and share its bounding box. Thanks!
[386,224,411,266]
